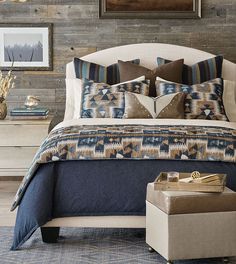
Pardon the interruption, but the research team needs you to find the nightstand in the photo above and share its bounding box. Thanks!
[0,118,51,178]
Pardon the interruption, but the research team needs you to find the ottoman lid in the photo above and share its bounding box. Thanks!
[147,183,236,215]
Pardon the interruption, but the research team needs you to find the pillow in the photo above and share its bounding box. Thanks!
[118,59,184,97]
[157,56,223,85]
[73,76,146,119]
[73,58,140,85]
[64,78,76,120]
[80,79,150,118]
[223,80,236,122]
[156,78,228,121]
[124,92,185,119]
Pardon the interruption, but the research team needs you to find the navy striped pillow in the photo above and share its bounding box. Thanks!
[74,58,140,85]
[157,56,223,85]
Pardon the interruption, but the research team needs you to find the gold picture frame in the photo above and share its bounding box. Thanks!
[99,0,201,19]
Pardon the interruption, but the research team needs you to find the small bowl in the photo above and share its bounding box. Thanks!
[24,95,40,109]
[167,171,179,183]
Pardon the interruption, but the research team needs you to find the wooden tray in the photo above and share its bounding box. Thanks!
[154,172,226,193]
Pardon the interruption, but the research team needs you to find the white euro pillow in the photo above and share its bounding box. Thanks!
[64,79,76,121]
[223,80,236,122]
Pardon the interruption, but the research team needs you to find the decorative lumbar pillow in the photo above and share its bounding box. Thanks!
[124,92,185,119]
[223,80,236,122]
[74,57,140,85]
[156,78,228,121]
[157,56,223,85]
[118,59,184,97]
[80,79,150,118]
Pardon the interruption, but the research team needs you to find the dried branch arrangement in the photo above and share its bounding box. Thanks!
[0,69,16,103]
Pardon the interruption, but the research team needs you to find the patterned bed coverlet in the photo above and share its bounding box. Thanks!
[12,123,236,211]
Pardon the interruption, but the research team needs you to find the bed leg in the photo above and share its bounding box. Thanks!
[41,227,60,243]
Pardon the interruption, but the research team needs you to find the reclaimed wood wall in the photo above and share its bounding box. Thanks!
[1,0,235,115]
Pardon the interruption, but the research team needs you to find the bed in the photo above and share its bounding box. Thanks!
[11,43,236,250]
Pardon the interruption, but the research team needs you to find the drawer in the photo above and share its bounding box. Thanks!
[0,125,48,146]
[0,168,27,177]
[0,147,38,169]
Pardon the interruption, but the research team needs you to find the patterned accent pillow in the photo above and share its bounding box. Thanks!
[124,92,185,119]
[74,58,140,85]
[81,79,150,118]
[156,78,228,121]
[157,56,223,85]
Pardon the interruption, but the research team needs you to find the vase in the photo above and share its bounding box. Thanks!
[0,101,7,120]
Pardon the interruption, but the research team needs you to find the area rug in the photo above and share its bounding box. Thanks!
[0,227,235,264]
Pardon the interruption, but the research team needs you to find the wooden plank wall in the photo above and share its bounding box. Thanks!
[1,0,235,115]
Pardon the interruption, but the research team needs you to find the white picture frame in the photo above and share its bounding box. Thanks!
[0,23,53,71]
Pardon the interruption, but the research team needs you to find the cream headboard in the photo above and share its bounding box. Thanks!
[66,43,236,82]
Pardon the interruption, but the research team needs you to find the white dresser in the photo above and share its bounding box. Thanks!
[0,118,51,177]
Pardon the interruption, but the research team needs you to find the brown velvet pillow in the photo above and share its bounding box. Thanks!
[118,59,184,97]
[123,92,185,119]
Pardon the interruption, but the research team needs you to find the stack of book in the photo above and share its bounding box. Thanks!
[10,107,49,120]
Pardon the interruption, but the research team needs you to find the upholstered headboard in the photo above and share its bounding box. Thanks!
[66,43,236,82]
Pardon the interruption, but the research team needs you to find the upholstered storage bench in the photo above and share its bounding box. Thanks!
[146,183,236,264]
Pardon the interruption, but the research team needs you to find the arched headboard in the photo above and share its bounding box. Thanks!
[66,43,236,82]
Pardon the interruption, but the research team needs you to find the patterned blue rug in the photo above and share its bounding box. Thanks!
[0,227,235,264]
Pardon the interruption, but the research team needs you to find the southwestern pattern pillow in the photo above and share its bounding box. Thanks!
[124,92,185,119]
[74,58,140,85]
[157,56,223,85]
[81,79,150,118]
[156,78,228,121]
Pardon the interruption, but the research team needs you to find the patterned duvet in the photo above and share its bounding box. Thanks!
[11,122,236,211]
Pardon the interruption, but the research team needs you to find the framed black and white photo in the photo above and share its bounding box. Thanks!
[0,23,53,71]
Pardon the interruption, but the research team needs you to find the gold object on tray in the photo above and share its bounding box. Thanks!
[191,171,201,179]
[154,172,226,193]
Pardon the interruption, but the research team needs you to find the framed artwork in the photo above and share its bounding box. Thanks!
[99,0,201,19]
[0,23,53,71]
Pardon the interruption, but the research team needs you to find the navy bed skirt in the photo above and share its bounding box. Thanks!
[12,159,236,250]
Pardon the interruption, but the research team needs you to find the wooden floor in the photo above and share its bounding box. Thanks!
[0,181,20,226]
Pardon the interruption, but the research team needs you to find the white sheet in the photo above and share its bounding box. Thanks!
[54,118,236,132]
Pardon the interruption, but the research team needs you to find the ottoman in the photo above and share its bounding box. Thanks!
[146,183,236,263]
